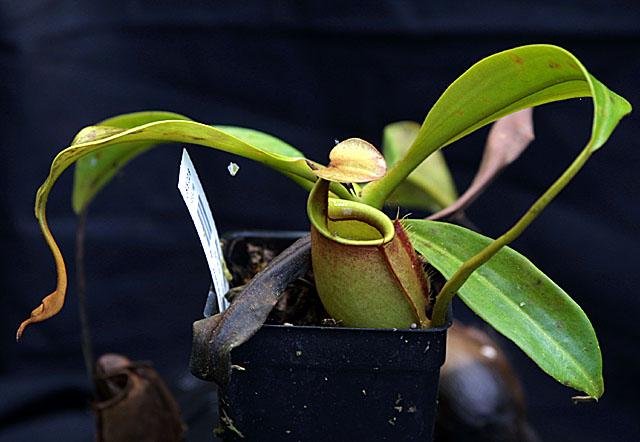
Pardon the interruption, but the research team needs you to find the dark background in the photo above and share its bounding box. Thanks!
[1,1,639,441]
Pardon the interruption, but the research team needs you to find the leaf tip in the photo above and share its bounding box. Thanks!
[16,304,45,341]
[16,288,67,341]
[16,321,28,341]
[71,195,85,215]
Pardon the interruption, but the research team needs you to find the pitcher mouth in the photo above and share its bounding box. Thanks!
[307,179,395,247]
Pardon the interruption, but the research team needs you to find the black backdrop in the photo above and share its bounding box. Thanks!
[1,1,639,441]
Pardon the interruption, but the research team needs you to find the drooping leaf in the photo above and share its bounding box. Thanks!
[429,108,534,220]
[212,125,332,194]
[214,125,305,158]
[404,219,603,399]
[18,119,321,338]
[72,111,193,213]
[363,44,632,208]
[190,235,312,386]
[382,121,458,212]
[312,138,387,183]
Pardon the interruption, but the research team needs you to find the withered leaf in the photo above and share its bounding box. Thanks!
[190,235,311,386]
[429,108,534,220]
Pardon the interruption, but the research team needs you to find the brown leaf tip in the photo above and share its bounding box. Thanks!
[16,305,45,341]
[16,323,27,341]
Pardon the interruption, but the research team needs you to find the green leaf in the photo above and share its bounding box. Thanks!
[213,125,305,158]
[19,117,321,337]
[72,114,312,213]
[363,44,632,208]
[72,111,192,213]
[212,125,324,193]
[405,219,603,399]
[382,121,457,212]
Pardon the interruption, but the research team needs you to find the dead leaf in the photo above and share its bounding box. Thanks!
[190,235,312,386]
[429,108,534,220]
[16,214,67,340]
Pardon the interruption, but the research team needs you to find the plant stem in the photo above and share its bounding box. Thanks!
[76,207,96,393]
[431,143,594,327]
[360,151,430,209]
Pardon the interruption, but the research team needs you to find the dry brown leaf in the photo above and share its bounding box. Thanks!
[429,108,534,220]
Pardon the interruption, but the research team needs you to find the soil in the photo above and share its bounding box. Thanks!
[226,240,334,327]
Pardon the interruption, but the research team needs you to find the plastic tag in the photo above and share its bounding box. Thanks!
[178,149,230,313]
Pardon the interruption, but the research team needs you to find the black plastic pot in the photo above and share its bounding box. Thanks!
[210,232,450,441]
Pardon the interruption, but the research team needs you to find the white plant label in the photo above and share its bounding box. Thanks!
[178,149,230,312]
